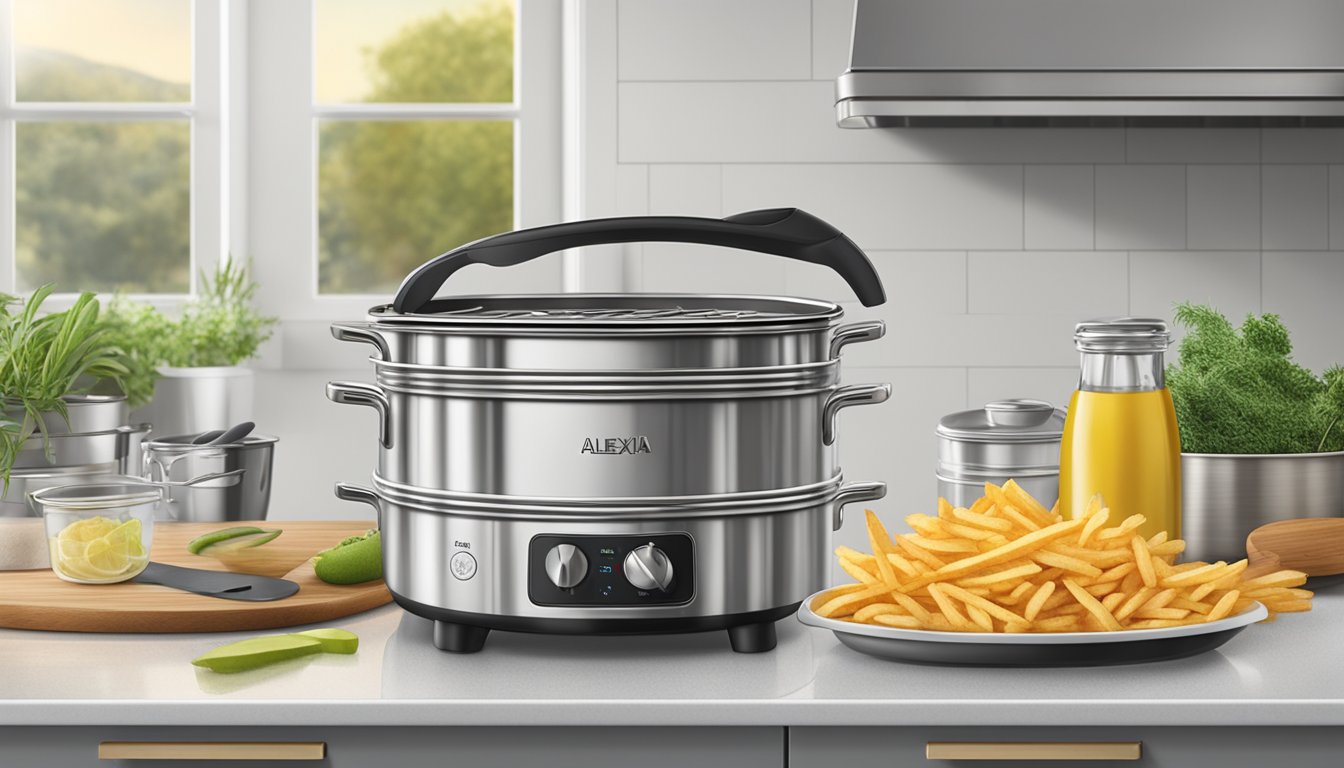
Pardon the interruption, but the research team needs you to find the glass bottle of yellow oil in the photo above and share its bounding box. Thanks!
[1060,318,1181,541]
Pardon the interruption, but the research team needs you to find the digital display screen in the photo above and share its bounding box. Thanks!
[597,564,613,574]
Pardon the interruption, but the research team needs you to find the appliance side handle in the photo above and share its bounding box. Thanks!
[326,382,393,449]
[330,322,390,360]
[829,320,885,359]
[335,483,380,510]
[832,481,888,532]
[392,208,886,313]
[822,383,891,445]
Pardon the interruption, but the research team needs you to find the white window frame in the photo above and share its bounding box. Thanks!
[0,0,230,309]
[247,0,562,332]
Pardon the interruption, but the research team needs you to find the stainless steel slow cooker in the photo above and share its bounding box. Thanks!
[331,208,890,654]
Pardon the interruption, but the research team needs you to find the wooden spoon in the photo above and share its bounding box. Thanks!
[1245,518,1344,579]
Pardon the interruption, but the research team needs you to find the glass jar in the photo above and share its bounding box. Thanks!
[1059,318,1182,540]
[33,483,159,584]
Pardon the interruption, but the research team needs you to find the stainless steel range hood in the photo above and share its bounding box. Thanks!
[837,0,1344,127]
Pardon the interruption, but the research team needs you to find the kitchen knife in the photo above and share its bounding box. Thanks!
[133,561,300,601]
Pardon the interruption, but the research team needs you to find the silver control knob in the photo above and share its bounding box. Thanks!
[623,543,674,592]
[544,543,588,589]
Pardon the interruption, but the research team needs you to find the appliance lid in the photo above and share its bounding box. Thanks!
[937,400,1066,444]
[837,0,1344,127]
[367,293,844,333]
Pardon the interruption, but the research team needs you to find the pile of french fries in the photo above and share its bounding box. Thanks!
[813,480,1312,633]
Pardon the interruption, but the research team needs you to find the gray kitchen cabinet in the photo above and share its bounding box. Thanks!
[791,726,1344,768]
[0,726,784,768]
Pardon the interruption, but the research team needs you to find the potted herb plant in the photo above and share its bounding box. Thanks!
[1167,303,1344,562]
[1,287,134,499]
[110,260,277,438]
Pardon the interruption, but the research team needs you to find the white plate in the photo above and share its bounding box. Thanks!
[798,590,1268,666]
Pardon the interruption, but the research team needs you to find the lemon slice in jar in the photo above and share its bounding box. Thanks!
[53,517,147,582]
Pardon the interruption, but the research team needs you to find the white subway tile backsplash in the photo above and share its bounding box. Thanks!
[618,82,1124,164]
[1263,129,1344,164]
[1129,252,1262,332]
[1262,165,1329,251]
[834,366,968,547]
[812,0,855,79]
[783,251,967,315]
[1095,165,1186,250]
[840,313,1079,369]
[968,251,1128,316]
[967,368,1077,415]
[649,165,722,216]
[1332,167,1344,250]
[617,0,811,81]
[256,370,379,522]
[1187,165,1260,250]
[1024,166,1094,250]
[1261,251,1344,375]
[1126,129,1260,164]
[722,163,1023,251]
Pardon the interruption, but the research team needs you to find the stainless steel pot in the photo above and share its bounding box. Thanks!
[13,423,150,470]
[935,399,1065,508]
[335,477,886,652]
[4,393,129,437]
[1181,451,1344,562]
[144,434,277,522]
[2,423,152,517]
[328,361,889,499]
[330,209,887,370]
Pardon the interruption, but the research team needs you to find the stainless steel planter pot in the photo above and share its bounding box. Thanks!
[1181,451,1344,563]
[328,360,888,499]
[144,434,277,522]
[335,477,885,653]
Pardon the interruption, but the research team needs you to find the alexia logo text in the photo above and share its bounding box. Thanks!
[581,436,653,455]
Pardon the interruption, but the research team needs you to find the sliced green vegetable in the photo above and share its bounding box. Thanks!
[191,635,322,673]
[291,628,359,654]
[313,529,382,585]
[187,526,281,555]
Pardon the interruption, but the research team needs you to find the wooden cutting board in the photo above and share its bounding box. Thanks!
[0,521,392,633]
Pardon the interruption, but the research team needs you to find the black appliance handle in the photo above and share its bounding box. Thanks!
[391,208,886,314]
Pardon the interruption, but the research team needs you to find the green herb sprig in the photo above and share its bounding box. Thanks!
[0,286,130,482]
[1167,303,1344,454]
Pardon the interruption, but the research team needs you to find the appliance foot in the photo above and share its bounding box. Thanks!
[432,620,491,653]
[727,621,777,653]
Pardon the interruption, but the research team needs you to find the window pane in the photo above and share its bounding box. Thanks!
[318,120,513,294]
[16,122,191,293]
[14,0,191,102]
[315,0,514,103]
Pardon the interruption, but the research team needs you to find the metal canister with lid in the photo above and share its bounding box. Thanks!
[936,399,1066,508]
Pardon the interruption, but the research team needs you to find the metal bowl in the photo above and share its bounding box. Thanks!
[1181,451,1344,563]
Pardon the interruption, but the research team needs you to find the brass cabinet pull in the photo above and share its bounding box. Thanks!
[98,741,326,761]
[926,742,1142,761]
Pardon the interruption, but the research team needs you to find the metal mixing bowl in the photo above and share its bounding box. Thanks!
[1180,451,1344,563]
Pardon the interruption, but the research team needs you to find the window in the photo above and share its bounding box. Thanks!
[0,0,227,298]
[249,0,561,321]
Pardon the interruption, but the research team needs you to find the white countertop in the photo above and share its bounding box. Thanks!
[2,589,1342,728]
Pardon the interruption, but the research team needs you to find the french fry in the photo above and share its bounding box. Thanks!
[1031,549,1103,578]
[954,562,1042,587]
[1023,581,1055,621]
[1132,534,1158,588]
[1063,577,1123,631]
[873,613,922,629]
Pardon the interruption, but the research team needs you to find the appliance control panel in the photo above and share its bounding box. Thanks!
[528,533,694,607]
